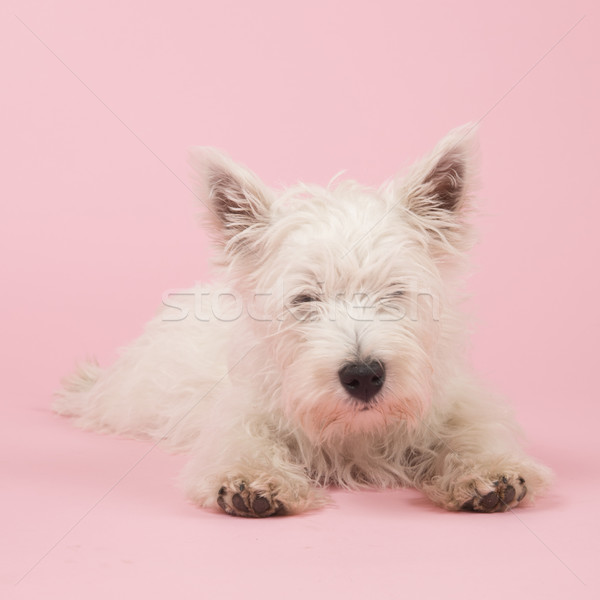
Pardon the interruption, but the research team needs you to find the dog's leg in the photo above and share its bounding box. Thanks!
[419,446,551,512]
[181,417,325,518]
[54,292,231,449]
[412,383,552,512]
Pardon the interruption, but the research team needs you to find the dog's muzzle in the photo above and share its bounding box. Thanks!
[338,361,385,403]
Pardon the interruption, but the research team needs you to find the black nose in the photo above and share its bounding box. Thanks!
[338,361,385,403]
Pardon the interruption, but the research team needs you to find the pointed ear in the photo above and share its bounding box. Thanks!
[396,124,477,251]
[189,147,271,256]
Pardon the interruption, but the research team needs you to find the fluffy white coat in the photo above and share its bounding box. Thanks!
[55,125,552,517]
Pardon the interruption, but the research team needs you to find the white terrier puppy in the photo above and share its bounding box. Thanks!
[55,125,551,517]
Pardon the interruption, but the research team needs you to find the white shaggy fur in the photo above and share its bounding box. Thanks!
[55,125,552,517]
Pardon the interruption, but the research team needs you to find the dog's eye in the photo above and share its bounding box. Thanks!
[380,289,405,306]
[292,294,319,305]
[384,289,405,299]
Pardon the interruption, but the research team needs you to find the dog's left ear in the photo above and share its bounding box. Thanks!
[395,124,477,252]
[190,148,272,259]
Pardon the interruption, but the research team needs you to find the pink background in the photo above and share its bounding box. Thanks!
[2,0,599,598]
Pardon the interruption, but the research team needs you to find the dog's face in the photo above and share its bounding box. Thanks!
[192,126,475,441]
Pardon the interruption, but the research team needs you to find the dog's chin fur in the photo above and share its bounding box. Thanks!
[55,125,552,517]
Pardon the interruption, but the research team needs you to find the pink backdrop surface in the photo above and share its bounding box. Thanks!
[2,0,599,598]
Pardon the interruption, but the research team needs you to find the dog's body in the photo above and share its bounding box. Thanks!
[55,126,551,516]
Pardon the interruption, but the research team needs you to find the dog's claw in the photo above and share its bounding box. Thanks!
[503,485,516,504]
[462,475,527,513]
[232,493,248,512]
[252,496,271,515]
[217,481,283,518]
[480,491,499,511]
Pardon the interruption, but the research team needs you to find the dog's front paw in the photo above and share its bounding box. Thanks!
[461,475,527,513]
[217,480,284,518]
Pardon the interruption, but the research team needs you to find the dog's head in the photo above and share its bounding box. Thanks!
[191,126,476,442]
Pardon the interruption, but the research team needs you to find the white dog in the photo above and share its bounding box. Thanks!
[55,125,551,517]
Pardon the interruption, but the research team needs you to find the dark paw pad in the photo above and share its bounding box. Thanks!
[217,482,283,518]
[462,475,527,513]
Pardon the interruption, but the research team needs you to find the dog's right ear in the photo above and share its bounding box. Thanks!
[190,148,272,257]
